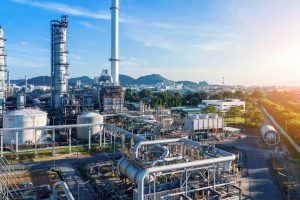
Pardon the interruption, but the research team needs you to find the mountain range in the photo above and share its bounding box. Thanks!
[11,74,208,87]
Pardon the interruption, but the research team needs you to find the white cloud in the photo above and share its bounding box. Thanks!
[193,41,232,50]
[130,35,178,52]
[11,0,111,20]
[11,0,175,29]
[6,42,48,68]
[7,42,48,54]
[120,56,144,67]
[69,53,81,60]
[77,21,105,31]
[148,22,177,29]
[8,56,47,68]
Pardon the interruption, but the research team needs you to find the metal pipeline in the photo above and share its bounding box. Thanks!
[137,153,236,200]
[133,138,180,158]
[118,157,141,185]
[132,138,202,166]
[132,139,177,159]
[119,137,236,194]
[51,181,75,200]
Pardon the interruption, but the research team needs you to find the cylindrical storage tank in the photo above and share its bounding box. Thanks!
[117,157,153,185]
[260,125,280,145]
[76,112,103,140]
[16,94,25,109]
[3,109,48,145]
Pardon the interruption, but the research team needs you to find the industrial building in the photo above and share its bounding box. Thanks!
[0,0,124,126]
[0,0,126,151]
[0,0,267,200]
[184,113,224,132]
[200,99,245,112]
[51,16,69,114]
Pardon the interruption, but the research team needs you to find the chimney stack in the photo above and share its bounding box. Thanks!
[110,0,119,85]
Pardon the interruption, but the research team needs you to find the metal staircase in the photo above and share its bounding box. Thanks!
[0,156,23,199]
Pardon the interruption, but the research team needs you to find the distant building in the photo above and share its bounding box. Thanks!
[94,69,124,113]
[33,85,50,92]
[175,82,183,90]
[184,113,224,131]
[200,99,245,112]
[99,86,123,113]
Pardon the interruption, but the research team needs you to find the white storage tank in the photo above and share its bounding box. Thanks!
[260,125,280,145]
[77,112,103,140]
[162,118,173,129]
[3,109,48,145]
[16,94,25,109]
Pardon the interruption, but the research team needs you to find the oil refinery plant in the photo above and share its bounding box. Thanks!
[0,0,296,200]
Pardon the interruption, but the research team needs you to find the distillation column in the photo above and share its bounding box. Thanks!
[110,0,119,85]
[0,26,6,114]
[51,16,69,113]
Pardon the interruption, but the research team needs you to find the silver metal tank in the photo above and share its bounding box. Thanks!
[3,109,48,145]
[16,93,25,109]
[76,112,103,140]
[260,125,280,145]
[118,157,141,185]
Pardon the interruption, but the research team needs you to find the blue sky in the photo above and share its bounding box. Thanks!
[1,0,300,86]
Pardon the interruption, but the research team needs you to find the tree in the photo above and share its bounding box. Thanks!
[184,92,208,106]
[174,93,183,107]
[227,106,242,123]
[251,88,264,99]
[222,91,233,99]
[125,89,140,102]
[233,90,246,99]
[202,106,219,114]
[252,110,264,126]
[138,89,152,99]
[209,93,223,100]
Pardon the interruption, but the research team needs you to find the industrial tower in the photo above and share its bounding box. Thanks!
[97,0,123,113]
[50,16,69,122]
[110,0,120,85]
[0,26,6,115]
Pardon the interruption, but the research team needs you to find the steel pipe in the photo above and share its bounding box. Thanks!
[137,153,236,200]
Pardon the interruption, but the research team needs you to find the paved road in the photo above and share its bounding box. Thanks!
[12,152,121,170]
[12,152,121,200]
[261,107,300,197]
[59,165,98,200]
[226,137,280,200]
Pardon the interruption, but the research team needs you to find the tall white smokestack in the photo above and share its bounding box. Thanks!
[110,0,119,85]
[0,26,6,105]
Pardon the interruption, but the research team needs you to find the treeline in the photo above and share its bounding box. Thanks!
[266,90,300,113]
[260,95,300,146]
[243,97,264,127]
[125,89,183,108]
[125,88,263,127]
[125,89,246,108]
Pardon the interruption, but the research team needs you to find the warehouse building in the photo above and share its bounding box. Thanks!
[184,113,224,131]
[200,99,245,112]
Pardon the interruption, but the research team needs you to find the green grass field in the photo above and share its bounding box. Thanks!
[5,143,121,162]
[224,117,245,124]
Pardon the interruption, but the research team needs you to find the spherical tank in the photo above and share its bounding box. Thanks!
[3,109,48,145]
[77,112,103,140]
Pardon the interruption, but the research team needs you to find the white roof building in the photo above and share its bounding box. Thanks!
[200,99,245,112]
[184,113,224,131]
